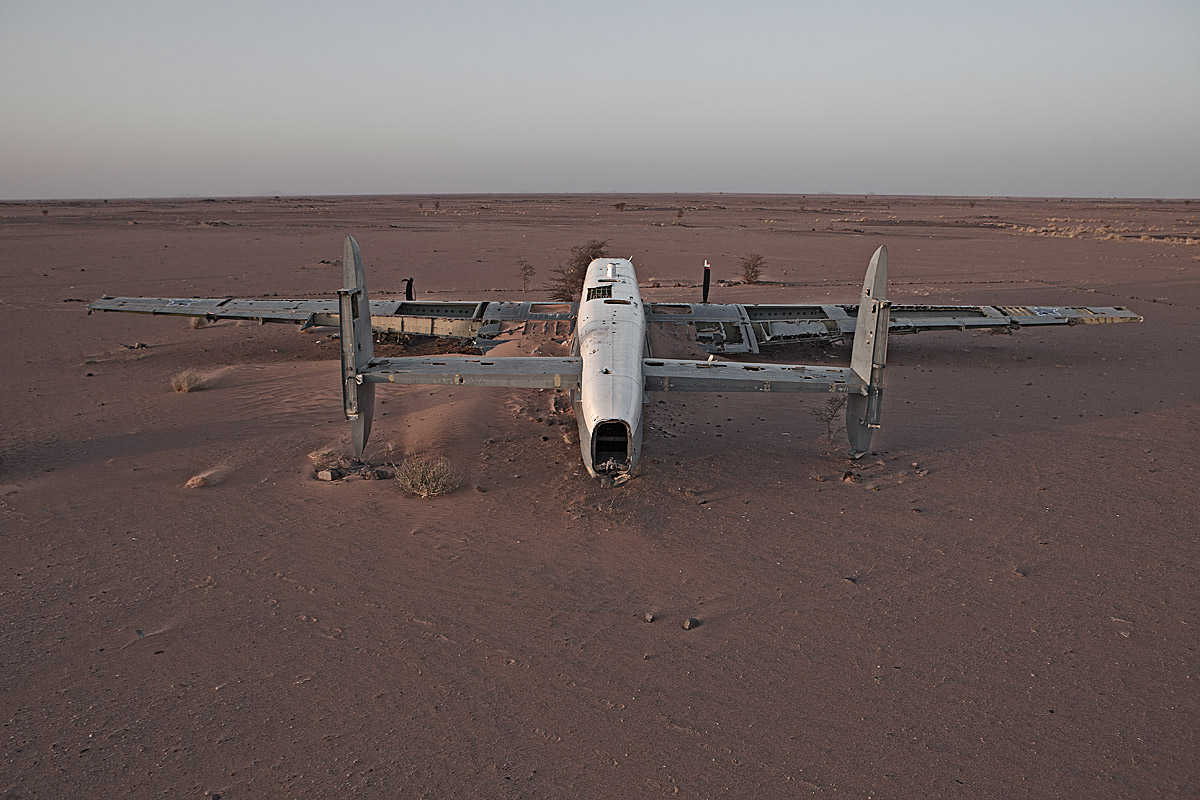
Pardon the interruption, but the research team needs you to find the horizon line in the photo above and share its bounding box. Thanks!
[3,191,1197,204]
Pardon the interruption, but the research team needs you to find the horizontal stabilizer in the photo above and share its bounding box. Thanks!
[642,359,861,393]
[362,356,582,390]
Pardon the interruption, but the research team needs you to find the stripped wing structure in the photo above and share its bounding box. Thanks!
[647,301,1141,353]
[91,295,1136,356]
[88,296,575,341]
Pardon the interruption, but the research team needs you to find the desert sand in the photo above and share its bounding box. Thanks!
[1,194,1196,798]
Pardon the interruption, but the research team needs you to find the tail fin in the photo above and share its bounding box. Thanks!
[339,236,376,455]
[846,245,890,457]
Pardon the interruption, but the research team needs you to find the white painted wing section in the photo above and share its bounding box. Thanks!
[642,359,865,393]
[361,356,581,390]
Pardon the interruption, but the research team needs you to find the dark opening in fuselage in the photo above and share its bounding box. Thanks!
[593,420,630,471]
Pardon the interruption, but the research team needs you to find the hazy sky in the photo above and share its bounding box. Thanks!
[2,0,1197,199]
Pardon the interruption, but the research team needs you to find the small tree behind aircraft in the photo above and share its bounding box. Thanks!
[517,256,535,294]
[545,240,609,301]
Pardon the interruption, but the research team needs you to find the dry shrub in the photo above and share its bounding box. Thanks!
[739,253,765,284]
[188,316,208,329]
[810,394,849,441]
[395,455,461,497]
[544,240,609,301]
[170,368,206,393]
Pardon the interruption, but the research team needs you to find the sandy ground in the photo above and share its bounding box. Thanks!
[1,195,1196,798]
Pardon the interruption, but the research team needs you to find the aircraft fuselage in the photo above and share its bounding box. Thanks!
[572,258,646,482]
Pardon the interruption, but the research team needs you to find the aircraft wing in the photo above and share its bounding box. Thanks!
[646,301,1142,353]
[87,295,576,341]
[90,294,1139,357]
[359,356,582,390]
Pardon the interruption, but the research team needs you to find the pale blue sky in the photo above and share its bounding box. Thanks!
[2,0,1197,199]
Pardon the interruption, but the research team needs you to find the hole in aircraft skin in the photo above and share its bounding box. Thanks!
[593,421,631,476]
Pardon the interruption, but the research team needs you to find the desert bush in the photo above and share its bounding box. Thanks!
[544,239,610,301]
[395,455,461,497]
[189,316,208,329]
[739,253,765,284]
[170,368,206,393]
[613,202,626,212]
[810,394,848,441]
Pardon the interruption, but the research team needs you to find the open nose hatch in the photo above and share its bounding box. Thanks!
[593,420,631,473]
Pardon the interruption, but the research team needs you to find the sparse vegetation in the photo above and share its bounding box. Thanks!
[517,256,536,293]
[394,454,461,497]
[544,239,610,301]
[810,394,849,441]
[188,316,208,329]
[739,253,765,284]
[676,208,684,219]
[170,368,206,393]
[613,202,626,212]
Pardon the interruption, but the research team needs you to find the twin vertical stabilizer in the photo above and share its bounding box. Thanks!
[846,245,890,457]
[339,236,376,455]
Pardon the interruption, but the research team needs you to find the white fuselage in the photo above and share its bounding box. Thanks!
[573,259,646,479]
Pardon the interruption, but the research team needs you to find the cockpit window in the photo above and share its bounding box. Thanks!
[586,285,613,301]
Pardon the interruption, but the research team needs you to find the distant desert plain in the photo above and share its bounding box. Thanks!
[2,194,1197,798]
